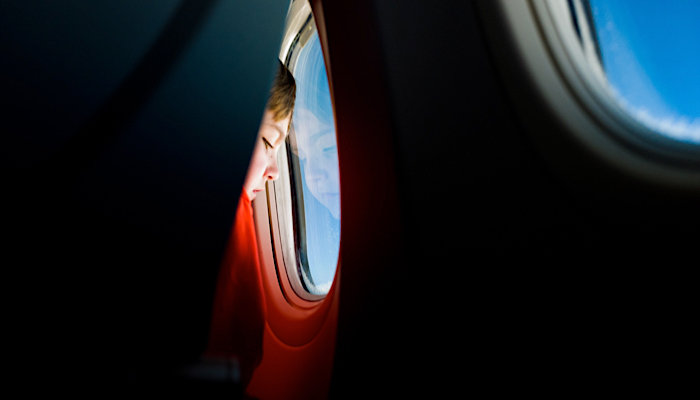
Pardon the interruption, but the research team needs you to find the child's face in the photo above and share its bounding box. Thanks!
[243,110,291,200]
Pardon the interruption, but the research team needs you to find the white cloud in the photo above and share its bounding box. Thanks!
[315,281,332,294]
[629,107,700,144]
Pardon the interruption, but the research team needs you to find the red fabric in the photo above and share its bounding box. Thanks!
[206,189,266,389]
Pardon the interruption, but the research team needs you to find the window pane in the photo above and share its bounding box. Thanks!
[287,29,339,295]
[588,0,700,143]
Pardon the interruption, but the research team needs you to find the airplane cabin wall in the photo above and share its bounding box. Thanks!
[323,0,697,396]
[4,0,291,387]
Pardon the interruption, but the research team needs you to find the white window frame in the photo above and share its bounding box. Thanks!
[481,0,700,190]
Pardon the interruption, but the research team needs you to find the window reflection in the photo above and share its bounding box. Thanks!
[295,108,340,220]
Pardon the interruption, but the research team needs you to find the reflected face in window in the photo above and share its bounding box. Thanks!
[244,110,291,200]
[294,108,340,219]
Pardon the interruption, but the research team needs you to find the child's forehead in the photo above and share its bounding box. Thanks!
[261,111,291,146]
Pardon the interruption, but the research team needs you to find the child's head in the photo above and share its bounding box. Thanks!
[267,60,297,125]
[243,62,296,200]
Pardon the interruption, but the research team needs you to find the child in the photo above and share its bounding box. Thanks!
[206,61,296,392]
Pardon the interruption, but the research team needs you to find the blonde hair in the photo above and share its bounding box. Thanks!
[267,61,296,123]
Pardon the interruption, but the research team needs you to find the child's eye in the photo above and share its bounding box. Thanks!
[262,137,273,149]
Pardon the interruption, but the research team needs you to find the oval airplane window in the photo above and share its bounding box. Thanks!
[586,0,700,144]
[269,4,339,299]
[512,0,700,166]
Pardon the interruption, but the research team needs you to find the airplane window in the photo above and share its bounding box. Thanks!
[273,9,339,297]
[583,0,700,144]
[481,0,700,183]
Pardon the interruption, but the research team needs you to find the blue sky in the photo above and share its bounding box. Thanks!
[589,0,700,142]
